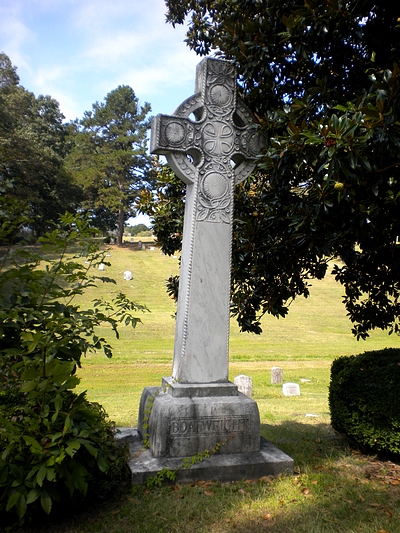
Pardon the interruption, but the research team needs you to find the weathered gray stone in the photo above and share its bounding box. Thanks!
[271,366,283,384]
[129,437,294,484]
[115,427,141,445]
[162,377,238,398]
[134,57,293,482]
[137,386,160,440]
[151,57,264,384]
[147,390,260,457]
[282,382,301,396]
[234,375,252,397]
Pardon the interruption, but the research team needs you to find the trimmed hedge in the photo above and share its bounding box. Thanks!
[329,348,400,456]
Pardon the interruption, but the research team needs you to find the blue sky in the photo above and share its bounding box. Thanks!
[0,0,200,121]
[0,0,201,224]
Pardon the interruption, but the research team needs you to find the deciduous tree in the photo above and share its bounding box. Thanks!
[0,53,82,238]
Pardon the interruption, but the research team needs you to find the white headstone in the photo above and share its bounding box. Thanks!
[282,382,301,396]
[98,263,105,271]
[124,270,133,280]
[234,375,253,397]
[271,367,283,384]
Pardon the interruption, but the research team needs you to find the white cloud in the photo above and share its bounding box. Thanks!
[0,0,200,121]
[0,2,33,71]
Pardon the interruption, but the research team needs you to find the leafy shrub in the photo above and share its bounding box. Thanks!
[329,348,400,456]
[0,212,146,526]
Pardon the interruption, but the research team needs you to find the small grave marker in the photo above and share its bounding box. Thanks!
[98,263,105,271]
[271,367,283,384]
[234,375,253,398]
[282,383,301,396]
[124,270,133,281]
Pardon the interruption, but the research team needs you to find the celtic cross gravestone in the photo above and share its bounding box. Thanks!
[134,58,293,481]
[151,57,263,384]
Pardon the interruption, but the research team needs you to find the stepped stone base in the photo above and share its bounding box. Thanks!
[123,379,294,484]
[116,429,294,484]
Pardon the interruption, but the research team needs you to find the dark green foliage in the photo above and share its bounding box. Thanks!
[127,223,150,237]
[329,348,400,456]
[66,85,154,245]
[0,211,147,526]
[154,1,400,338]
[139,164,184,257]
[0,54,83,238]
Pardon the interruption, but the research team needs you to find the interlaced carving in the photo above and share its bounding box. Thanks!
[151,58,264,223]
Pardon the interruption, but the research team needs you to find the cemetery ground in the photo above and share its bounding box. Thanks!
[8,243,400,533]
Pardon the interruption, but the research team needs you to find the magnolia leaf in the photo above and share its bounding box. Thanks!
[26,487,41,504]
[40,489,52,514]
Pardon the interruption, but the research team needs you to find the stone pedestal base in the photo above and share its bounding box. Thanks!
[131,379,294,483]
[117,429,294,484]
[138,379,260,458]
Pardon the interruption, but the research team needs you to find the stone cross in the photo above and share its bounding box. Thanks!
[151,58,263,384]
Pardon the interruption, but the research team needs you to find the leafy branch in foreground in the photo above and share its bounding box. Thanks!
[0,212,148,527]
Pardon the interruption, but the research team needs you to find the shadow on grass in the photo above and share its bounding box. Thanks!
[261,420,345,468]
[8,421,400,533]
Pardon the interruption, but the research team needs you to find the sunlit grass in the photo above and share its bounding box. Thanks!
[73,245,399,428]
[12,244,400,533]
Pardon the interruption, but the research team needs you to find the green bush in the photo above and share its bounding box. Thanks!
[329,348,400,456]
[0,212,147,526]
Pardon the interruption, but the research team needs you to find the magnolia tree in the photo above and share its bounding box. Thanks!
[143,1,400,339]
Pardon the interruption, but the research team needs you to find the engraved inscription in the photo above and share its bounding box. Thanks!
[170,416,250,438]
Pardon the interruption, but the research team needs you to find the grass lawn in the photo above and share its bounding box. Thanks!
[10,244,400,533]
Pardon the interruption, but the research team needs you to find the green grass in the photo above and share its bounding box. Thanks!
[74,244,400,428]
[10,243,400,533]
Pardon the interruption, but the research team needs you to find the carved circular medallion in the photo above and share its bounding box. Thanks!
[202,172,229,199]
[247,131,266,157]
[209,84,231,107]
[165,122,185,145]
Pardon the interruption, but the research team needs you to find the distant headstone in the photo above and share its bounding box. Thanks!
[98,263,105,271]
[138,240,142,250]
[271,367,283,384]
[124,270,133,281]
[282,383,301,397]
[234,375,253,398]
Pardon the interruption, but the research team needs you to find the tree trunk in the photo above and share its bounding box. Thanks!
[117,208,124,246]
